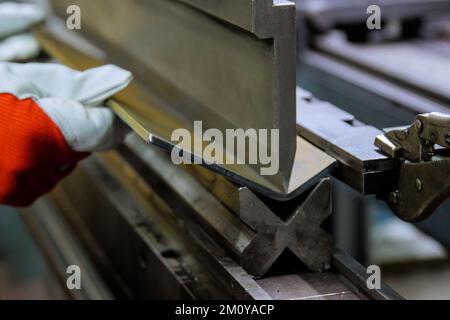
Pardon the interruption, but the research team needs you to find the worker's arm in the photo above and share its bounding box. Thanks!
[0,3,134,207]
[0,63,133,206]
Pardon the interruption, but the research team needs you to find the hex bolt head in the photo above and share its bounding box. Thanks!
[415,178,423,192]
[414,119,423,133]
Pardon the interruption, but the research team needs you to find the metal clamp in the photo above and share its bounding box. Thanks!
[375,112,450,221]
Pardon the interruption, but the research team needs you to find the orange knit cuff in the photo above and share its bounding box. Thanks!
[0,93,89,206]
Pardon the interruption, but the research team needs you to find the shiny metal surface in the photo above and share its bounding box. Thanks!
[296,88,396,195]
[39,0,330,200]
[34,20,336,200]
[257,272,359,300]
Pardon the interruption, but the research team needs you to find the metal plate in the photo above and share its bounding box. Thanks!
[36,0,336,200]
[49,0,296,189]
[296,87,395,194]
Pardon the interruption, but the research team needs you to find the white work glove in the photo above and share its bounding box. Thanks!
[0,1,46,61]
[0,62,133,206]
[0,62,133,151]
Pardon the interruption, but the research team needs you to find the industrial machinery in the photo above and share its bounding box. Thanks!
[296,0,450,255]
[17,0,450,299]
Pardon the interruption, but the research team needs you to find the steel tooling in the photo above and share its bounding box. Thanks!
[35,0,336,200]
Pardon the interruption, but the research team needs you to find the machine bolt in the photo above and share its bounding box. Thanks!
[414,119,423,133]
[415,178,423,192]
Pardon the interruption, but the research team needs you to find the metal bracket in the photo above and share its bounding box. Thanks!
[238,178,333,278]
[375,112,450,221]
[376,113,450,162]
[391,158,450,221]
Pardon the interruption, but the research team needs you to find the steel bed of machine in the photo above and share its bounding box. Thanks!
[18,0,449,300]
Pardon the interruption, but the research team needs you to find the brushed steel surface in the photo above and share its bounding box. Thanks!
[35,0,336,200]
[49,0,297,191]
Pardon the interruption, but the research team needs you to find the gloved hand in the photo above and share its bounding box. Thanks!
[0,2,46,61]
[0,62,133,206]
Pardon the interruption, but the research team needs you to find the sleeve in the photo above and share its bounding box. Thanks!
[0,93,88,206]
